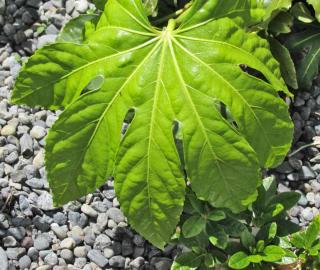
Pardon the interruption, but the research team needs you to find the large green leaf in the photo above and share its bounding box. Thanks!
[285,29,320,89]
[12,0,293,248]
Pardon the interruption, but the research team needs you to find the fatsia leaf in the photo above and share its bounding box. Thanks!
[307,0,320,22]
[12,0,293,248]
[285,29,320,89]
[177,0,264,28]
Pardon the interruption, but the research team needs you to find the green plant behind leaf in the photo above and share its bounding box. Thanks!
[307,0,320,22]
[285,28,320,89]
[12,0,293,248]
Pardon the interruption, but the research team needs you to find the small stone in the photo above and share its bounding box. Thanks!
[37,191,54,210]
[0,247,8,270]
[276,161,294,174]
[11,170,27,183]
[51,224,68,240]
[288,158,302,170]
[8,227,26,240]
[107,207,125,223]
[60,249,74,263]
[122,238,133,256]
[154,258,172,270]
[307,192,315,205]
[96,213,108,231]
[44,252,58,266]
[30,126,46,139]
[81,204,98,218]
[94,234,111,250]
[3,236,18,247]
[74,257,87,268]
[1,125,15,136]
[53,212,67,225]
[298,194,308,206]
[37,34,57,48]
[301,207,314,221]
[5,151,18,164]
[287,173,299,181]
[33,149,45,168]
[103,247,114,259]
[60,237,76,249]
[300,166,316,180]
[130,257,145,269]
[34,235,51,250]
[27,247,39,261]
[74,246,87,257]
[87,249,108,268]
[75,0,88,12]
[20,133,33,158]
[133,246,145,257]
[19,255,32,269]
[21,236,33,249]
[6,247,26,260]
[26,178,44,189]
[109,255,126,268]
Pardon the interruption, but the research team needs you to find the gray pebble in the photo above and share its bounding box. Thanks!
[130,257,145,269]
[60,249,74,263]
[81,204,98,218]
[6,247,26,260]
[44,252,58,266]
[87,249,108,268]
[0,247,8,270]
[300,166,316,180]
[107,207,125,223]
[3,235,18,247]
[19,255,32,269]
[60,237,76,249]
[34,235,51,250]
[109,255,126,268]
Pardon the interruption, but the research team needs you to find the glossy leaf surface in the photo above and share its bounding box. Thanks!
[12,0,293,248]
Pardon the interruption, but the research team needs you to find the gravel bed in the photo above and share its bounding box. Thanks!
[0,0,320,269]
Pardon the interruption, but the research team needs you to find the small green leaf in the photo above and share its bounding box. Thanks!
[307,0,320,21]
[269,38,298,89]
[182,215,206,238]
[270,192,301,211]
[285,28,320,89]
[208,225,229,250]
[291,2,314,23]
[228,252,250,270]
[247,254,263,263]
[257,240,265,253]
[291,232,306,249]
[207,210,226,222]
[305,215,320,249]
[171,252,203,270]
[268,11,293,35]
[204,253,215,268]
[263,245,286,262]
[240,229,256,250]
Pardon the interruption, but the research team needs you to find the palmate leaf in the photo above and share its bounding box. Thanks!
[12,0,293,248]
[285,28,320,89]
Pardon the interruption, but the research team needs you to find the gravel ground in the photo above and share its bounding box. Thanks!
[0,0,320,269]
